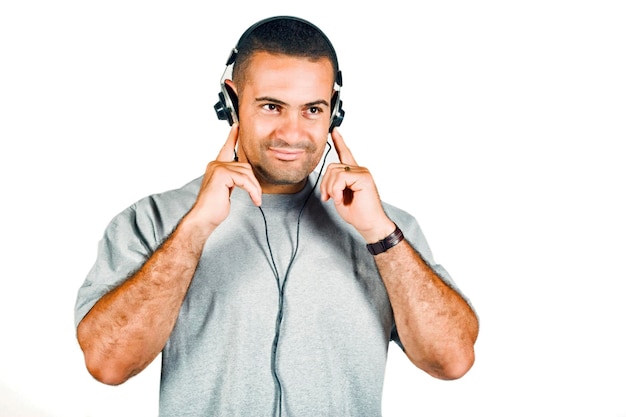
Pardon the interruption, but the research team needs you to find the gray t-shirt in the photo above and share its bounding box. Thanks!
[75,174,463,417]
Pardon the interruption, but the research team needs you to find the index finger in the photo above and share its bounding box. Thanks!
[330,128,357,166]
[216,124,239,162]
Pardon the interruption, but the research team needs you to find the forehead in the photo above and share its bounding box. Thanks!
[239,52,335,98]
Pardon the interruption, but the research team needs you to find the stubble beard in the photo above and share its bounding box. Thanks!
[252,155,315,187]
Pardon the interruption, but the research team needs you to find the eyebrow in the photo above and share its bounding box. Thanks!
[255,96,330,108]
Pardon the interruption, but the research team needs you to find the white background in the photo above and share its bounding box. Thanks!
[1,1,625,416]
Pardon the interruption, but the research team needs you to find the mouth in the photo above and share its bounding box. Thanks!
[269,147,305,161]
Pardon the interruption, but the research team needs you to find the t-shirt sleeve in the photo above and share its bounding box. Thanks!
[73,204,159,328]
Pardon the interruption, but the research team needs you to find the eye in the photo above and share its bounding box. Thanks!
[262,103,280,112]
[306,106,323,117]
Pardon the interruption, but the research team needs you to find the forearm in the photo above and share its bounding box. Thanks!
[77,214,210,385]
[375,240,478,380]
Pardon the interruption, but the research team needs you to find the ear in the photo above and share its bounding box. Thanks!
[224,79,238,95]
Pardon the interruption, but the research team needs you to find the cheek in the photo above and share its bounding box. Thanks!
[238,117,267,148]
[314,123,330,144]
[313,128,331,157]
[239,108,272,137]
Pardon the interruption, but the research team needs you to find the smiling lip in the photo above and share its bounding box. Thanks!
[269,147,304,161]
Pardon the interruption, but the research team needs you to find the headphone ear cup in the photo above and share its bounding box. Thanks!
[329,92,344,132]
[214,83,239,125]
[224,84,239,123]
[214,92,231,125]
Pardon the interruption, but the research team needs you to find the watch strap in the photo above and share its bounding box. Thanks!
[366,224,404,255]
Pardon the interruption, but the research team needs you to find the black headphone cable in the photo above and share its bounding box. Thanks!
[258,142,332,417]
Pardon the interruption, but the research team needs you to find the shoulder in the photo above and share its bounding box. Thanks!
[107,176,203,243]
[381,200,420,233]
[380,200,437,262]
[140,176,202,210]
[130,176,201,213]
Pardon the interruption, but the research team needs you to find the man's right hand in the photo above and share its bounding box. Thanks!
[184,124,262,238]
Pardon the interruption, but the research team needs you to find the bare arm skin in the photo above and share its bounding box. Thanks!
[321,129,478,380]
[373,240,478,379]
[77,126,262,385]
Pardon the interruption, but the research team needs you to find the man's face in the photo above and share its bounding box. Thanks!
[232,51,335,194]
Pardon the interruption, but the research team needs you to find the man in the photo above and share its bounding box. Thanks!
[75,16,478,417]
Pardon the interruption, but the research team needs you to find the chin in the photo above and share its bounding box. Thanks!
[256,165,310,186]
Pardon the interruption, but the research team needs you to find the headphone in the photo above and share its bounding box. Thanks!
[214,16,345,133]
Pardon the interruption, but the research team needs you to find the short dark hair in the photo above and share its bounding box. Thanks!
[232,16,339,88]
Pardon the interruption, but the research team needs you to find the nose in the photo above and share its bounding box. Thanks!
[275,111,304,145]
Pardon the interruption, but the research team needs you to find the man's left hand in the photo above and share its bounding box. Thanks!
[320,129,396,243]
